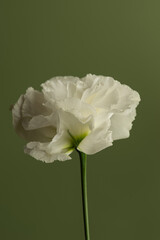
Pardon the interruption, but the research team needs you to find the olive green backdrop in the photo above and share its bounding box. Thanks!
[1,0,159,239]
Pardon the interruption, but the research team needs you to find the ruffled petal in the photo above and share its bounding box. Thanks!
[57,98,96,124]
[110,108,137,140]
[81,74,119,110]
[24,141,72,163]
[112,83,141,112]
[109,84,140,140]
[22,87,49,117]
[25,129,75,163]
[41,76,80,102]
[12,87,56,142]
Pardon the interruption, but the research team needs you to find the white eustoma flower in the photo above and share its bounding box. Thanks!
[12,74,140,163]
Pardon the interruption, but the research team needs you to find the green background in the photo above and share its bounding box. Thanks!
[1,0,159,239]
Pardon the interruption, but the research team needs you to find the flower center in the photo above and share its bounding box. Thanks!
[67,130,88,149]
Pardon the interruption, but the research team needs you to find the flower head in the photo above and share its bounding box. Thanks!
[12,74,140,162]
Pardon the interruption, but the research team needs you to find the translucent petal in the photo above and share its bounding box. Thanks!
[110,108,137,140]
[78,112,113,154]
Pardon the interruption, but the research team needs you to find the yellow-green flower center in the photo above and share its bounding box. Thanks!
[65,130,88,152]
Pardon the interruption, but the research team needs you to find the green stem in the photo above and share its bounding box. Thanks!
[78,151,90,240]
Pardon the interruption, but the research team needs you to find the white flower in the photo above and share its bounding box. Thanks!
[12,74,140,163]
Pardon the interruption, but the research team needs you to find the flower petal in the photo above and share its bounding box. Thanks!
[12,87,56,142]
[113,83,141,112]
[22,87,49,117]
[22,113,57,131]
[110,108,137,140]
[57,97,96,124]
[41,76,80,102]
[58,110,92,140]
[12,94,24,131]
[25,129,75,163]
[81,74,119,110]
[24,141,72,163]
[109,84,140,140]
[78,112,113,154]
